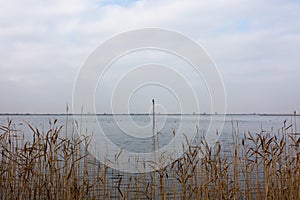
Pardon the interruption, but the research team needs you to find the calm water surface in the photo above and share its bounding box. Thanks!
[0,114,298,154]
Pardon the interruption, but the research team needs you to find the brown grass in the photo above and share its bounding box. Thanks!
[0,118,299,199]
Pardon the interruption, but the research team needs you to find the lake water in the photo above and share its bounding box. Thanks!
[0,114,298,173]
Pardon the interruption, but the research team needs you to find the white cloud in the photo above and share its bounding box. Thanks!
[0,0,299,113]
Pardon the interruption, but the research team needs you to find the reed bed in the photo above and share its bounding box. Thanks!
[0,118,299,199]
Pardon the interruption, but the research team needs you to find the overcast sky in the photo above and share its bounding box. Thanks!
[0,0,299,114]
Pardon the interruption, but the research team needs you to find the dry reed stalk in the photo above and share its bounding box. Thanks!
[0,117,300,199]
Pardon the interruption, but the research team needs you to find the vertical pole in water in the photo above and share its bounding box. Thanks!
[152,99,155,141]
[294,111,297,135]
[152,98,156,159]
[152,99,156,155]
[152,98,156,199]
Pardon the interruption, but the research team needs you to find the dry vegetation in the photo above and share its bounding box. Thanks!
[0,118,300,199]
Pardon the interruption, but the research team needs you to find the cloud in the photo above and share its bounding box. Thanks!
[0,0,299,113]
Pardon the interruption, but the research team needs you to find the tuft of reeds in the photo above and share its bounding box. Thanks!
[0,118,299,199]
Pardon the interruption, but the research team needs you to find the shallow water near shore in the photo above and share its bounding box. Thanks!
[1,114,299,172]
[1,114,300,199]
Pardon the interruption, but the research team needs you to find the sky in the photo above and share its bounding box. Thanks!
[0,0,300,114]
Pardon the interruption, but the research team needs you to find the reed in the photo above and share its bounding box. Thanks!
[0,118,299,199]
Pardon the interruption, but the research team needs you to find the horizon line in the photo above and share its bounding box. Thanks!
[0,112,299,116]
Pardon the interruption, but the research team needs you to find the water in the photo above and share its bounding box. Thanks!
[0,114,298,171]
[1,114,298,144]
[1,114,299,198]
[1,114,297,139]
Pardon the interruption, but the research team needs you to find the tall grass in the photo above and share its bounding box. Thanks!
[0,118,299,199]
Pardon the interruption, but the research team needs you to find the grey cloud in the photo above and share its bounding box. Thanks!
[0,0,299,113]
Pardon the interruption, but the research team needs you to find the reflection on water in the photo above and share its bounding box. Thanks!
[0,114,298,156]
[1,114,299,198]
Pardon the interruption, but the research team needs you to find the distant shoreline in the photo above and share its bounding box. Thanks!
[0,113,299,116]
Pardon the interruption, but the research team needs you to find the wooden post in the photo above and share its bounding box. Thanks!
[152,99,155,138]
[152,99,156,199]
